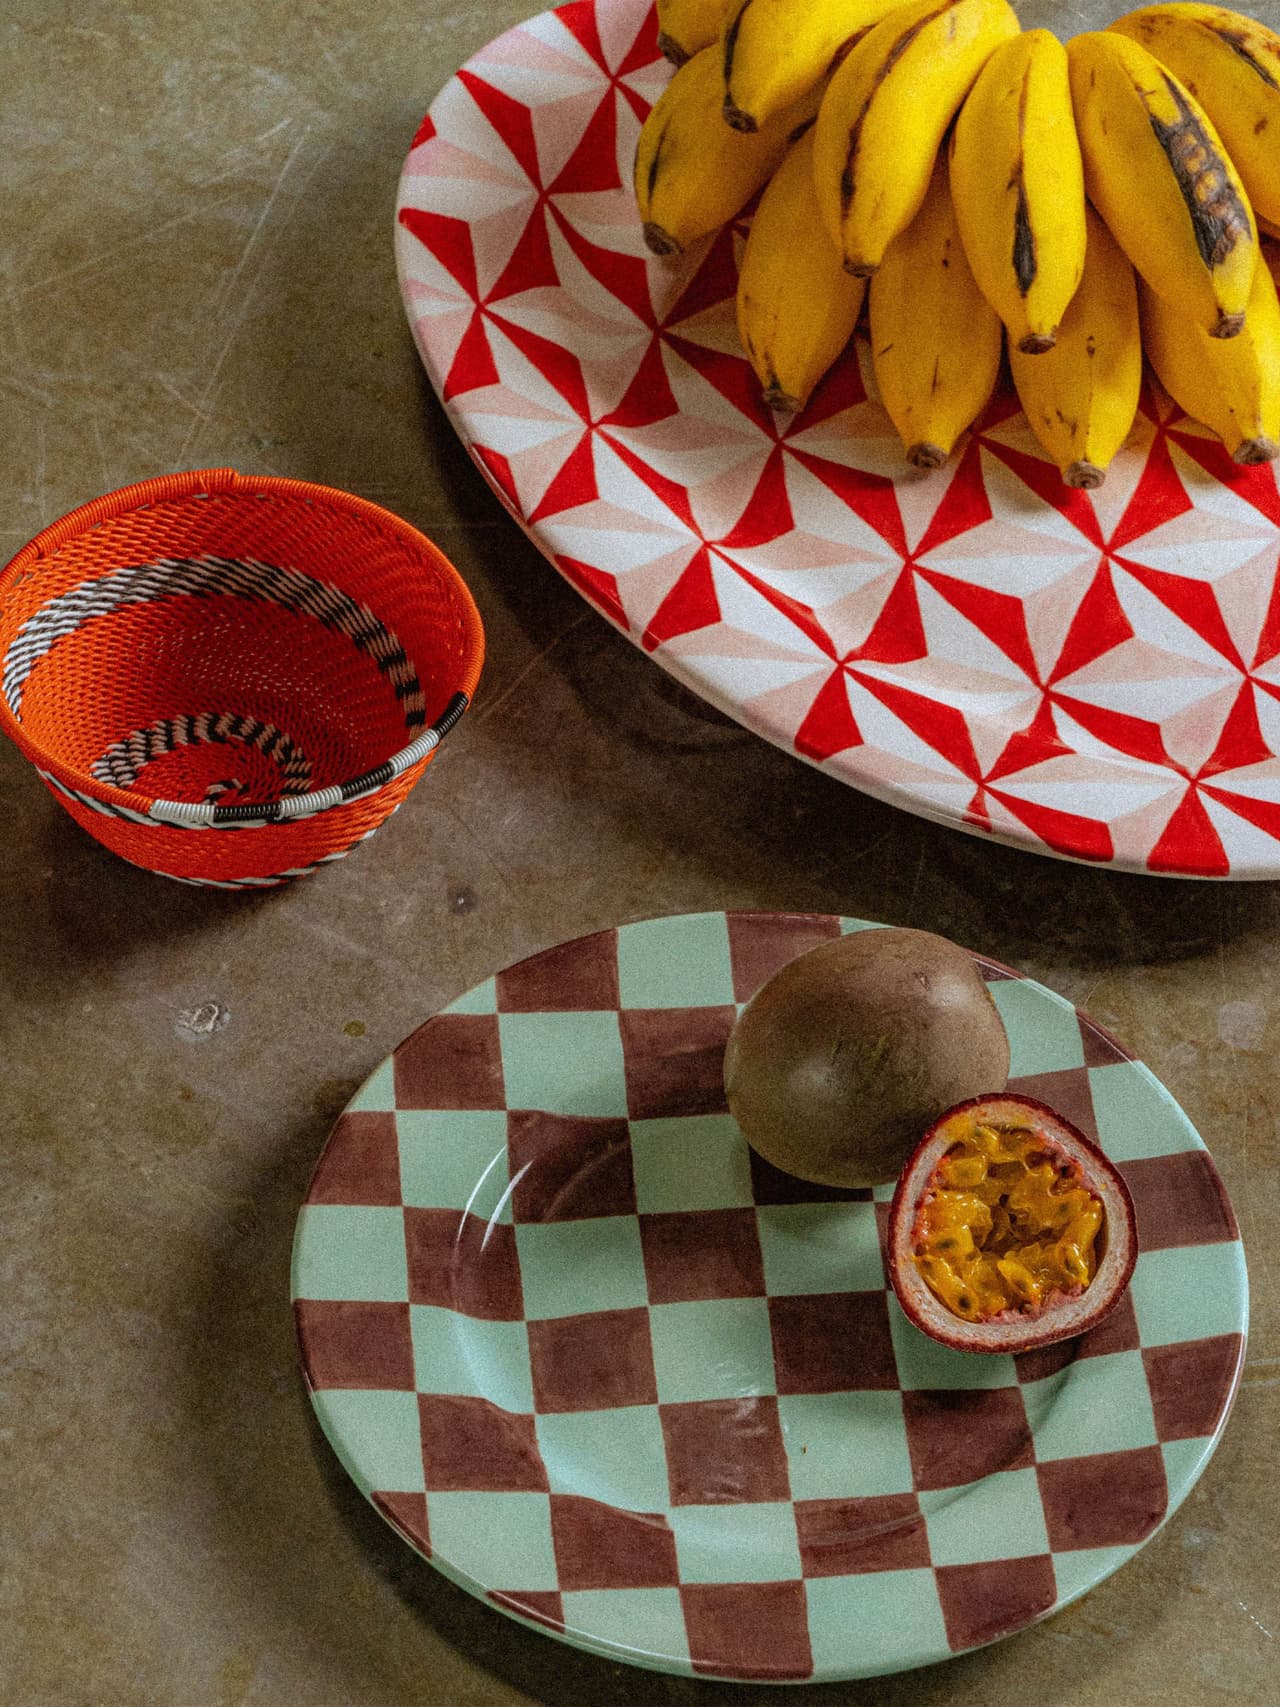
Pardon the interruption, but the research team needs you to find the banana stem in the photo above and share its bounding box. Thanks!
[643,222,683,257]
[907,442,948,469]
[1234,436,1280,465]
[1064,460,1106,490]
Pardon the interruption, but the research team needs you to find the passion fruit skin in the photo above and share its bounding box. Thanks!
[723,927,1011,1188]
[887,1094,1139,1355]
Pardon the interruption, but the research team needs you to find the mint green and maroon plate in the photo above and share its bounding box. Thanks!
[291,912,1247,1682]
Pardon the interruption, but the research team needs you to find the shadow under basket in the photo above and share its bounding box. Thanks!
[0,469,485,887]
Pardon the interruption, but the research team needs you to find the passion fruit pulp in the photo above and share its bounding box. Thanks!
[888,1095,1137,1354]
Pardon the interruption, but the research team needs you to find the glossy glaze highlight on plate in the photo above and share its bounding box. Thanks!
[291,911,1248,1682]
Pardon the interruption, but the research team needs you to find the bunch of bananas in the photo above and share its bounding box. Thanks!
[638,0,1280,485]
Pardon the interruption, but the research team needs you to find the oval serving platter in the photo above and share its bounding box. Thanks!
[394,0,1280,880]
[292,912,1247,1682]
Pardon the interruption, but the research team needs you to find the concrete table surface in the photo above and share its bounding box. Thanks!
[2,2,1276,1703]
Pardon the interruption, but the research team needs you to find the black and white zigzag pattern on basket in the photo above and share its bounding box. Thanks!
[90,712,313,796]
[1,554,426,727]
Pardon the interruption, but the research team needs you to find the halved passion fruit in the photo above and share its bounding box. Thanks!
[887,1095,1137,1354]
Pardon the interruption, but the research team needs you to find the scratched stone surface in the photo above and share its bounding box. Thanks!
[1,1,1278,1704]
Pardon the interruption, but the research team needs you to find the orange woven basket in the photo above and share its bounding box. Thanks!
[0,469,484,887]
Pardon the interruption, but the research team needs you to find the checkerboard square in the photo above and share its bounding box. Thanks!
[396,1110,510,1217]
[748,1148,872,1207]
[1015,1291,1141,1388]
[724,911,843,1003]
[991,981,1086,1076]
[934,1555,1057,1652]
[795,1493,929,1577]
[778,1392,914,1500]
[528,1308,658,1413]
[295,1299,414,1390]
[650,1299,776,1404]
[1005,1066,1099,1144]
[1143,1334,1245,1441]
[1049,1544,1134,1606]
[660,1396,791,1504]
[1026,1351,1157,1461]
[506,1111,636,1223]
[495,929,619,1012]
[293,1205,408,1302]
[499,1011,628,1116]
[1089,1061,1191,1161]
[923,1468,1050,1565]
[419,1393,548,1492]
[411,1306,533,1411]
[671,1502,802,1584]
[372,1490,430,1555]
[404,1208,524,1320]
[515,1216,648,1320]
[806,1569,948,1674]
[1036,1446,1168,1549]
[888,1293,1019,1392]
[620,1006,736,1120]
[536,1406,671,1510]
[757,1203,884,1296]
[680,1581,813,1681]
[1121,1150,1237,1250]
[345,1056,395,1111]
[640,1208,766,1303]
[902,1388,1034,1491]
[560,1589,691,1669]
[550,1494,679,1591]
[630,1115,755,1213]
[1130,1244,1245,1347]
[486,1589,564,1631]
[1079,1013,1128,1069]
[311,1389,423,1493]
[426,1491,558,1588]
[769,1292,898,1395]
[309,1112,402,1205]
[394,1013,506,1109]
[442,977,497,1015]
[618,914,734,1008]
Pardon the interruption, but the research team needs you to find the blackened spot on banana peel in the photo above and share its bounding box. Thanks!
[787,115,817,146]
[829,24,877,76]
[1011,67,1037,296]
[1218,28,1280,91]
[839,5,953,216]
[1149,75,1252,269]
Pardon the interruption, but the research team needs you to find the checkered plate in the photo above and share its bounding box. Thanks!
[291,912,1248,1682]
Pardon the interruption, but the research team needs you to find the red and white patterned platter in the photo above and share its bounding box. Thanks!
[394,0,1280,877]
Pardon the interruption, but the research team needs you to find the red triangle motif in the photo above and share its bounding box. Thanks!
[1051,691,1178,770]
[526,432,598,522]
[617,3,661,75]
[664,333,774,431]
[987,696,1069,782]
[717,448,793,548]
[553,0,609,70]
[1200,682,1271,777]
[852,567,927,664]
[550,90,620,194]
[550,204,654,323]
[1115,556,1243,667]
[787,449,906,555]
[598,430,699,530]
[487,203,560,302]
[1252,565,1280,671]
[1050,558,1133,683]
[980,440,1104,547]
[987,787,1115,863]
[444,312,500,399]
[916,567,1040,680]
[487,311,592,418]
[410,113,437,150]
[731,561,837,656]
[457,70,543,186]
[912,438,994,558]
[1147,785,1230,876]
[1200,782,1280,843]
[853,672,983,778]
[1169,432,1280,527]
[795,669,862,761]
[1108,431,1192,554]
[788,341,867,429]
[642,546,721,649]
[398,207,479,298]
[555,553,627,630]
[662,225,740,328]
[599,339,678,428]
[469,443,518,508]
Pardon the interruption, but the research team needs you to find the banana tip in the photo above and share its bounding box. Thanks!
[1234,437,1280,466]
[655,32,688,66]
[1018,333,1056,355]
[1211,312,1246,339]
[642,222,682,258]
[1064,461,1106,490]
[845,260,877,279]
[907,443,948,471]
[763,387,802,415]
[722,102,757,134]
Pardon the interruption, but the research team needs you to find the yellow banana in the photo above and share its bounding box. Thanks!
[736,129,866,412]
[812,0,1022,279]
[870,150,1003,468]
[657,0,736,66]
[721,0,903,133]
[1139,253,1280,463]
[1109,5,1280,228]
[634,47,822,256]
[1009,206,1142,488]
[1067,31,1257,338]
[950,30,1086,354]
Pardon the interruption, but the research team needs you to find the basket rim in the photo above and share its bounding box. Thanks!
[0,468,484,827]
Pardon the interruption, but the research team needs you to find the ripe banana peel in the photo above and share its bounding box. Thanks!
[950,30,1087,355]
[736,128,866,412]
[657,0,736,66]
[721,0,903,133]
[1067,30,1257,338]
[1009,206,1142,488]
[870,151,1003,468]
[635,47,823,256]
[1109,5,1280,229]
[1140,253,1280,463]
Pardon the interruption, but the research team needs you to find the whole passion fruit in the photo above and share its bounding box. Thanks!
[722,927,1010,1188]
[888,1094,1137,1354]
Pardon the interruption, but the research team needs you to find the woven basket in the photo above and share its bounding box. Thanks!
[0,469,484,887]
